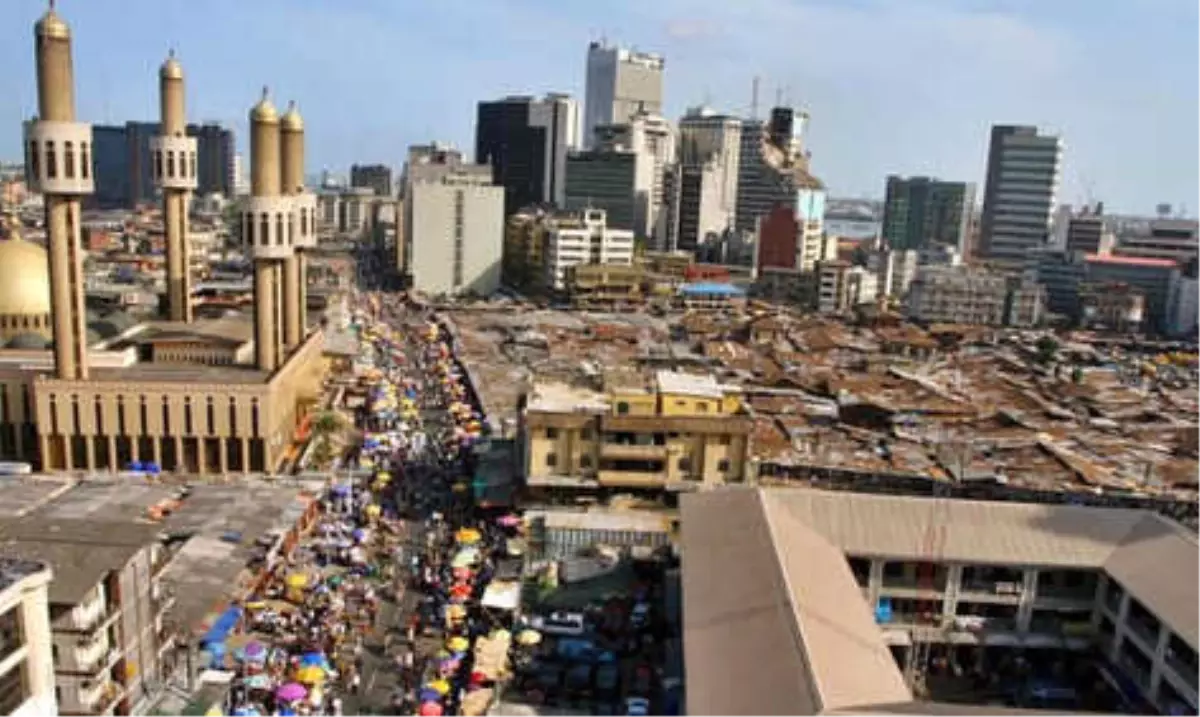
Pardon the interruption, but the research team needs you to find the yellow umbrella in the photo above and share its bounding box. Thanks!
[455,528,481,544]
[286,573,308,588]
[364,504,382,518]
[377,471,391,481]
[516,629,542,646]
[295,666,325,684]
[427,679,451,695]
[445,604,467,619]
[446,636,470,653]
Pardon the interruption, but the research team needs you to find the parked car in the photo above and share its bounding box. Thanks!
[625,696,651,716]
[531,611,587,637]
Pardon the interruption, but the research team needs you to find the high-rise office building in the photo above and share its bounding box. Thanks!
[89,120,234,207]
[674,108,741,251]
[407,173,504,296]
[350,164,393,197]
[564,149,647,235]
[475,94,580,216]
[978,125,1063,266]
[881,176,975,254]
[587,111,674,240]
[583,42,664,149]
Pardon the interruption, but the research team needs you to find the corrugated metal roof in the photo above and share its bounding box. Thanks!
[1103,513,1200,649]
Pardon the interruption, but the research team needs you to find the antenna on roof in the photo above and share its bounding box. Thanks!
[750,76,760,120]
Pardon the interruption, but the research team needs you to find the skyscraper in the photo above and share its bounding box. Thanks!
[881,176,975,254]
[673,108,741,251]
[350,164,393,197]
[89,120,234,207]
[978,125,1063,266]
[475,94,580,215]
[583,42,664,149]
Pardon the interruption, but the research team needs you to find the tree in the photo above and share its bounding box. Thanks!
[1035,336,1059,364]
[312,411,343,436]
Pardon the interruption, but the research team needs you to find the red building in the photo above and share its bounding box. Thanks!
[756,205,798,272]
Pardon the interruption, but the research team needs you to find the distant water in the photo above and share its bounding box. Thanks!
[826,218,880,239]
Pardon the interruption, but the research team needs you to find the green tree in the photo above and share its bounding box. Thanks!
[312,411,343,436]
[1035,336,1059,364]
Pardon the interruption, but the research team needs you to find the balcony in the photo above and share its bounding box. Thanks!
[597,470,667,487]
[58,602,119,634]
[79,680,123,715]
[599,443,667,460]
[958,580,1024,602]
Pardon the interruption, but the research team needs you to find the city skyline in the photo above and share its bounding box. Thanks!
[0,0,1196,213]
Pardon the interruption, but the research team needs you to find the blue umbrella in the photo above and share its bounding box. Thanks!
[419,688,442,703]
[129,461,144,471]
[232,708,260,717]
[146,462,161,474]
[299,652,325,667]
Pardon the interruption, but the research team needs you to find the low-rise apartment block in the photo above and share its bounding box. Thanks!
[544,209,634,292]
[521,369,753,497]
[0,558,56,717]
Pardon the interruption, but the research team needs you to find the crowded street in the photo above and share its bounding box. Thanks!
[203,292,533,716]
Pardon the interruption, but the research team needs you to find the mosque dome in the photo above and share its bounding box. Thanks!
[0,235,51,317]
[250,88,279,124]
[160,51,184,80]
[281,101,304,132]
[35,7,70,40]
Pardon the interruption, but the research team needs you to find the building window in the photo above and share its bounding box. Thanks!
[0,606,22,664]
[162,397,171,434]
[116,396,126,435]
[259,214,270,246]
[718,458,730,472]
[300,209,308,236]
[189,152,196,179]
[139,396,149,434]
[276,213,284,245]
[45,141,56,179]
[719,434,731,446]
[229,398,238,434]
[81,142,90,179]
[48,397,58,435]
[545,453,557,468]
[94,397,104,436]
[207,397,215,435]
[184,398,193,435]
[0,654,27,715]
[167,150,175,178]
[154,150,163,179]
[251,398,260,438]
[580,454,592,469]
[616,402,630,415]
[678,457,691,473]
[545,427,559,440]
[63,141,75,179]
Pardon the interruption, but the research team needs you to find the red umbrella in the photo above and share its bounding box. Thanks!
[420,702,444,716]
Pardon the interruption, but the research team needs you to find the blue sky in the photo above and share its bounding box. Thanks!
[2,0,1196,213]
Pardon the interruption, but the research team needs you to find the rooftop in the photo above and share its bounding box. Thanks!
[680,487,1199,715]
[1085,253,1179,268]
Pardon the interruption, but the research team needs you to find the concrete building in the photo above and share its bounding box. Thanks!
[543,208,634,291]
[674,108,741,251]
[1117,218,1199,264]
[583,42,664,150]
[1079,282,1147,333]
[475,94,580,214]
[680,487,1199,716]
[1166,259,1198,338]
[565,262,646,308]
[400,144,491,276]
[6,6,325,474]
[592,111,675,242]
[0,558,55,717]
[1005,274,1047,328]
[520,369,753,497]
[1084,254,1180,334]
[349,163,392,198]
[1057,204,1116,255]
[906,265,1010,326]
[1034,250,1089,321]
[881,176,974,254]
[978,125,1063,267]
[90,121,233,208]
[563,149,647,235]
[407,173,503,296]
[816,261,880,315]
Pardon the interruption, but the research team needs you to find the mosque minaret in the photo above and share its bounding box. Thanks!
[24,1,93,381]
[280,102,317,351]
[152,50,198,323]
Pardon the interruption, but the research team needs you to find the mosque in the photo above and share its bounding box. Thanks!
[0,4,325,474]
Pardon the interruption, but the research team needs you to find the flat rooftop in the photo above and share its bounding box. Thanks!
[679,487,1199,715]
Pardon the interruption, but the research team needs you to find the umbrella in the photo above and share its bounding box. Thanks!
[420,702,444,716]
[516,629,542,646]
[352,528,367,542]
[232,708,261,717]
[496,515,522,527]
[446,636,470,653]
[449,584,472,600]
[451,549,479,568]
[455,528,482,544]
[445,604,467,619]
[275,682,307,702]
[285,573,308,588]
[426,679,451,696]
[418,688,443,703]
[452,566,473,580]
[295,666,325,684]
[299,652,325,667]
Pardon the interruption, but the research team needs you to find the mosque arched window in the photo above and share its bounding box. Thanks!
[259,214,270,246]
[190,152,197,179]
[154,150,163,180]
[27,140,39,179]
[45,141,57,180]
[80,142,90,179]
[300,208,308,236]
[276,213,284,245]
[63,141,75,179]
[166,151,176,179]
[287,212,295,245]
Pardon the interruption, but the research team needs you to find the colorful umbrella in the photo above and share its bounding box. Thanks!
[418,688,442,703]
[516,629,542,646]
[420,702,444,716]
[298,652,325,667]
[426,679,451,695]
[275,683,307,702]
[295,666,325,684]
[243,674,272,690]
[285,573,308,588]
[455,528,482,544]
[446,636,470,653]
[449,584,472,599]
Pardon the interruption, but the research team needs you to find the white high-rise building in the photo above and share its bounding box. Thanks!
[408,172,504,296]
[589,111,675,242]
[583,42,664,149]
[978,125,1063,267]
[544,208,635,290]
[528,93,581,206]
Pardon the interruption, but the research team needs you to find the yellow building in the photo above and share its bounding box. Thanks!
[521,370,753,495]
[565,262,645,308]
[502,208,554,293]
[0,6,324,475]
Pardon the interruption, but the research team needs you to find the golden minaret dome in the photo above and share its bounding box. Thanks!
[160,49,184,80]
[250,86,279,124]
[35,1,70,39]
[281,101,304,132]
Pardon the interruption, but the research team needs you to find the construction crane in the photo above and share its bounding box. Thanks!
[902,481,951,697]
